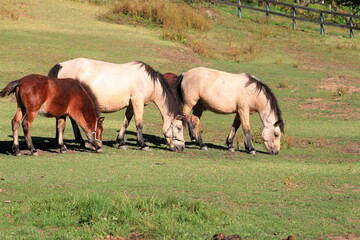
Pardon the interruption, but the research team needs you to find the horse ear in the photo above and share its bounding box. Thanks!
[273,120,284,127]
[98,117,105,124]
[176,113,186,120]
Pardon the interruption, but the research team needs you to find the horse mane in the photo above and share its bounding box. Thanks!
[245,74,284,132]
[134,61,183,116]
[78,81,101,118]
[48,63,62,78]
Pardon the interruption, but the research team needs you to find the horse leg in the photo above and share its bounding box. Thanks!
[131,100,149,151]
[226,113,241,152]
[57,116,67,153]
[22,111,38,156]
[116,105,134,150]
[190,103,207,150]
[239,110,256,154]
[187,102,200,142]
[11,107,23,156]
[70,117,85,147]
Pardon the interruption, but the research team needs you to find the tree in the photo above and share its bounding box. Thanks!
[335,0,360,14]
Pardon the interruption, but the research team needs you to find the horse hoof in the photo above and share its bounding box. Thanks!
[228,147,235,152]
[60,146,67,154]
[14,152,21,157]
[96,148,103,153]
[141,146,151,151]
[117,145,128,150]
[249,150,256,155]
[200,146,208,150]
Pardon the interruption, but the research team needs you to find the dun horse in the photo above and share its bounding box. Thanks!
[176,67,285,155]
[48,58,185,151]
[0,74,104,156]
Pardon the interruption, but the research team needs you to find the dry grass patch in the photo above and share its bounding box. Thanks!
[0,0,20,20]
[106,0,210,33]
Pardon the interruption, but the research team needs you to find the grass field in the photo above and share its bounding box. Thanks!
[0,0,359,239]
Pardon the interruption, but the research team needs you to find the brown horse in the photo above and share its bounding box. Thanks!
[176,67,285,155]
[48,58,185,152]
[0,74,104,156]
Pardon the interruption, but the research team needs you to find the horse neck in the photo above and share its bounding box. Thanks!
[73,98,98,134]
[153,82,176,127]
[258,99,277,129]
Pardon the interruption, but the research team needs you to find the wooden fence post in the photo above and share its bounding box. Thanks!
[292,7,296,30]
[320,12,325,34]
[350,17,354,38]
[265,1,270,18]
[238,0,242,18]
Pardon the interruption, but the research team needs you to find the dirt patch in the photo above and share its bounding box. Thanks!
[318,75,360,93]
[296,96,360,119]
[148,44,207,68]
[97,234,149,240]
[296,138,360,156]
[284,47,356,72]
[328,234,360,240]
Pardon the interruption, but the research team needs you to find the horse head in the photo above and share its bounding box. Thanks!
[262,119,284,155]
[164,113,186,152]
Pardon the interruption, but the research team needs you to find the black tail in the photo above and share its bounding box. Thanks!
[48,63,62,77]
[175,74,184,103]
[0,80,21,97]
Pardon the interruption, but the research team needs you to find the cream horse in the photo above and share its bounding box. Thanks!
[48,58,185,152]
[177,67,285,155]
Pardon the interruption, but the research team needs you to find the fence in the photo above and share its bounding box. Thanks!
[207,0,360,38]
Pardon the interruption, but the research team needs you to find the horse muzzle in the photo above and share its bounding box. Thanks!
[268,149,279,155]
[169,141,185,152]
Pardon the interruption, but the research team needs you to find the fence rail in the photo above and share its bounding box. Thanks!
[207,0,360,38]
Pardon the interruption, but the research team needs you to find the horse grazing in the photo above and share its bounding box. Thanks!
[48,58,185,152]
[176,67,285,155]
[0,74,104,156]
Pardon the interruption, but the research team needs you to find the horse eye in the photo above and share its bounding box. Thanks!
[274,132,280,137]
[177,126,182,131]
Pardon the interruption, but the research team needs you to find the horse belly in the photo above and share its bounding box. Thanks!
[200,90,238,114]
[38,102,66,118]
[95,91,130,113]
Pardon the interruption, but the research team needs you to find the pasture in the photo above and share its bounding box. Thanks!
[0,0,359,239]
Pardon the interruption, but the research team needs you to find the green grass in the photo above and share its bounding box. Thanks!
[1,0,359,239]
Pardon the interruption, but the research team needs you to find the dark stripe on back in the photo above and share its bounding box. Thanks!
[246,74,284,132]
[133,61,183,116]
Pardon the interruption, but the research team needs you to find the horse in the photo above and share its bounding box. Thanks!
[48,58,185,152]
[0,74,104,156]
[176,67,285,155]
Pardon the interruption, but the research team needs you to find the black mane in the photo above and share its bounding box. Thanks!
[246,74,284,132]
[134,61,183,116]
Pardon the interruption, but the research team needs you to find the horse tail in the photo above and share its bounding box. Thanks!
[174,74,184,104]
[48,63,62,78]
[0,80,21,98]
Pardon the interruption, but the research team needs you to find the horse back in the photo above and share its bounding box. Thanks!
[17,74,92,118]
[181,67,253,113]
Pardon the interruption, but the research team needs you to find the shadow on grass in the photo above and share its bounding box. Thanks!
[0,131,269,155]
[0,135,94,156]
